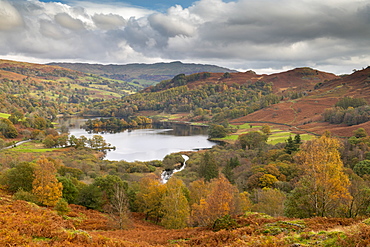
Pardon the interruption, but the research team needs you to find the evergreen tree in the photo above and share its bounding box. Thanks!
[199,152,218,182]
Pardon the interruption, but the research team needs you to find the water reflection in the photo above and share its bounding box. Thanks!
[60,118,215,162]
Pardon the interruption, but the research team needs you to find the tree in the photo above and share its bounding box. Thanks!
[188,179,211,206]
[161,178,190,229]
[32,156,63,206]
[251,188,286,217]
[261,125,271,136]
[198,152,218,182]
[162,153,184,170]
[354,160,370,176]
[208,124,228,138]
[93,175,125,203]
[285,135,352,217]
[191,176,238,227]
[77,184,104,210]
[0,118,18,138]
[2,162,35,192]
[58,176,79,204]
[107,183,131,229]
[238,131,267,150]
[135,175,166,222]
[284,134,301,154]
[353,128,368,138]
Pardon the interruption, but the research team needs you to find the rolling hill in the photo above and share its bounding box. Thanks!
[48,61,237,87]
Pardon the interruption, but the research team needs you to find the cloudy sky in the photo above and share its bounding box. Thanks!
[0,0,369,74]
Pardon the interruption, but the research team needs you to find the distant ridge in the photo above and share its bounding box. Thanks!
[48,61,238,87]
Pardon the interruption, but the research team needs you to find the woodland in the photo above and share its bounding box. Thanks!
[1,59,370,246]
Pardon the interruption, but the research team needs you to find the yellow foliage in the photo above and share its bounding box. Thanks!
[294,135,352,216]
[32,156,63,206]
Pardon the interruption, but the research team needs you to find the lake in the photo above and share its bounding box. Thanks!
[61,118,216,162]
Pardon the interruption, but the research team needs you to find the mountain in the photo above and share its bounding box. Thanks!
[48,61,237,87]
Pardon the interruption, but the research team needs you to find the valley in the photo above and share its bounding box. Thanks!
[1,59,370,246]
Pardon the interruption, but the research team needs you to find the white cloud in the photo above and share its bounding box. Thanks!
[0,0,369,74]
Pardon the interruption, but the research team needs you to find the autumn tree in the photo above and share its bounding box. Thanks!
[251,188,286,217]
[261,125,271,136]
[0,118,18,138]
[188,179,211,206]
[135,175,166,222]
[285,135,352,217]
[191,175,239,227]
[32,156,63,206]
[161,177,190,229]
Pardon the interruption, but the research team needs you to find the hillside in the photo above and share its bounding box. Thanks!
[48,61,237,87]
[0,59,143,117]
[1,188,369,247]
[231,67,370,137]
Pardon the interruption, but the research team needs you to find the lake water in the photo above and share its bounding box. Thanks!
[61,118,215,162]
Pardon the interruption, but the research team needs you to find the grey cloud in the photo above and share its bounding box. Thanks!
[39,20,65,39]
[0,0,24,31]
[92,13,126,30]
[148,13,194,37]
[1,0,369,75]
[54,12,85,30]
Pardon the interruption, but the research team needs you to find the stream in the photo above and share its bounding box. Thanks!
[161,154,189,184]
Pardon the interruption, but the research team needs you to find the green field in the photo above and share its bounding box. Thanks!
[10,141,59,153]
[0,113,10,118]
[221,124,314,145]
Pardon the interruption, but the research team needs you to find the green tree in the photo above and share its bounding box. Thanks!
[199,152,218,182]
[353,128,368,138]
[354,160,370,176]
[238,131,267,150]
[162,153,184,170]
[58,176,79,204]
[2,162,35,192]
[93,175,126,203]
[284,134,301,154]
[208,124,228,138]
[77,184,104,210]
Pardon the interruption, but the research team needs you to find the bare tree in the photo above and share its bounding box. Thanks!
[107,183,131,229]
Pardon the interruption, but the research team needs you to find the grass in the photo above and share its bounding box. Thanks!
[230,123,262,129]
[222,123,314,145]
[10,141,59,153]
[268,133,313,145]
[0,113,10,118]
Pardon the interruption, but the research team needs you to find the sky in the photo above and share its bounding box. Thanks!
[0,0,369,75]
